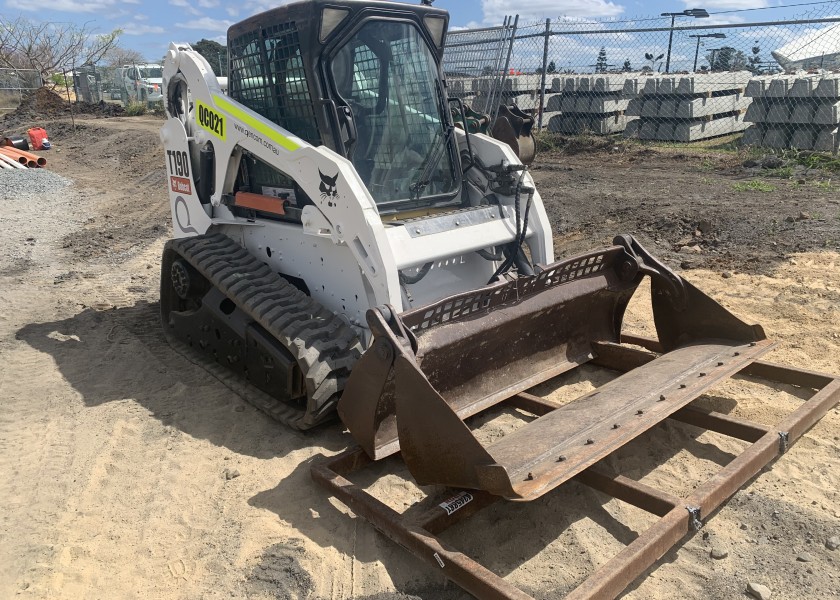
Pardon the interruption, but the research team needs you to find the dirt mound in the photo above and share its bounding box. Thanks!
[2,87,124,131]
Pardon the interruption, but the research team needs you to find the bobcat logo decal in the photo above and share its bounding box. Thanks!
[318,169,339,207]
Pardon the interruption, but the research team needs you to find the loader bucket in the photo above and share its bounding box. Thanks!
[337,235,767,500]
[491,104,536,165]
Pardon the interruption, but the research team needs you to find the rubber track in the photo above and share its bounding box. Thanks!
[164,233,362,429]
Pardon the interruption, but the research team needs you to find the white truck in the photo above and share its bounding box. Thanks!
[120,63,164,106]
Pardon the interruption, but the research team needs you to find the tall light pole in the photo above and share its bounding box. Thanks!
[689,33,726,71]
[661,8,709,73]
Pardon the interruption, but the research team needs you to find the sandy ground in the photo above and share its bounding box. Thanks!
[1,116,839,600]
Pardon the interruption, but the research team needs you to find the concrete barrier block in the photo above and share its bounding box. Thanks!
[790,76,821,97]
[537,110,562,127]
[641,99,661,118]
[575,95,592,112]
[767,76,796,98]
[790,128,816,150]
[675,71,751,95]
[741,125,765,146]
[507,74,542,92]
[670,114,749,142]
[745,77,772,98]
[545,94,563,112]
[658,98,678,119]
[813,100,840,125]
[815,75,840,99]
[447,78,467,93]
[626,97,644,116]
[765,103,793,123]
[623,77,647,97]
[790,102,816,124]
[744,101,768,123]
[593,74,631,93]
[763,128,790,148]
[655,122,676,140]
[561,95,578,112]
[656,77,680,95]
[588,97,631,113]
[675,94,751,119]
[590,114,633,134]
[623,118,641,138]
[642,78,660,95]
[639,120,660,139]
[814,127,839,151]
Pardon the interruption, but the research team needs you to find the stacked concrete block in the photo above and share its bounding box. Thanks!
[624,71,753,142]
[546,73,638,135]
[743,73,840,151]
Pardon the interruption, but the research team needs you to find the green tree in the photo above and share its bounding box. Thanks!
[595,46,608,73]
[707,46,747,71]
[192,38,228,77]
[623,58,632,72]
[747,42,763,74]
[546,60,557,73]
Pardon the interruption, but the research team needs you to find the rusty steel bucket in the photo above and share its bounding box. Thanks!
[337,235,767,500]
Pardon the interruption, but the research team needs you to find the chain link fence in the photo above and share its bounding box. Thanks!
[0,64,164,113]
[0,69,41,113]
[72,64,164,106]
[444,1,840,151]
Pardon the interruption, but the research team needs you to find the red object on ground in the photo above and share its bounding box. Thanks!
[27,127,50,150]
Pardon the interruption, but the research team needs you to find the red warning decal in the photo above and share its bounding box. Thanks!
[170,176,192,195]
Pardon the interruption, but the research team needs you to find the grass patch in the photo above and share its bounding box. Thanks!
[764,166,795,178]
[124,101,147,116]
[733,180,776,192]
[779,149,840,173]
[534,131,622,155]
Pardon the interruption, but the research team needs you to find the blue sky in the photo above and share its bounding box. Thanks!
[1,0,832,63]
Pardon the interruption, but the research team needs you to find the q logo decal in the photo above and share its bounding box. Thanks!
[174,196,198,235]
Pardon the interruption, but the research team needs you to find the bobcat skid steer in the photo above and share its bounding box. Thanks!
[159,2,839,596]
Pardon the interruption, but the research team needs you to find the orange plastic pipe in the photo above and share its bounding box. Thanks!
[3,152,38,169]
[1,146,46,166]
[0,147,27,165]
[0,148,36,168]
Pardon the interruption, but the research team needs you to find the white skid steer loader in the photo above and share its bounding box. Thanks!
[159,2,840,597]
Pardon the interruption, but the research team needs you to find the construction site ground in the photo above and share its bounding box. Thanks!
[1,114,839,600]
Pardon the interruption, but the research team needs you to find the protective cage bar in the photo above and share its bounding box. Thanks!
[311,336,840,600]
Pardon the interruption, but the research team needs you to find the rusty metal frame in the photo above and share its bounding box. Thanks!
[311,335,840,600]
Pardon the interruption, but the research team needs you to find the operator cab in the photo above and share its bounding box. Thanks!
[226,0,460,215]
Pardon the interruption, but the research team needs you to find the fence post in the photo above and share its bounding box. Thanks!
[538,18,550,130]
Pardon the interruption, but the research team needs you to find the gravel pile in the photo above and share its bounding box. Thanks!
[0,169,72,201]
[0,169,85,275]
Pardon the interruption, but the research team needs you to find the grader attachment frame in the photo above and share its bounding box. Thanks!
[314,335,840,599]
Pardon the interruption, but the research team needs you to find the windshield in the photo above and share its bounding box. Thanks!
[330,21,458,206]
[140,67,163,79]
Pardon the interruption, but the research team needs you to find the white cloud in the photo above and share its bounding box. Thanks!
[121,22,165,35]
[168,0,200,15]
[196,0,219,6]
[683,0,768,9]
[133,13,148,20]
[481,0,624,24]
[177,17,233,32]
[225,6,239,17]
[5,0,118,13]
